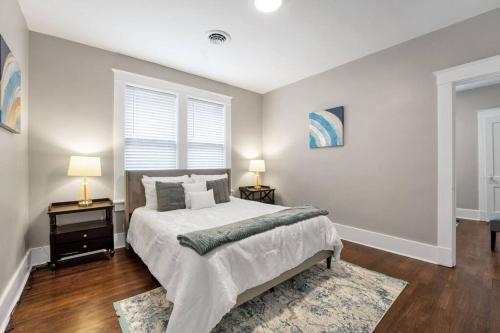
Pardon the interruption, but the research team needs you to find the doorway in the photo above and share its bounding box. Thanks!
[455,83,500,223]
[435,54,500,267]
[478,108,500,221]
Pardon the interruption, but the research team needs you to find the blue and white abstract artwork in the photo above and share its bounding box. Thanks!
[309,106,344,148]
[0,34,21,133]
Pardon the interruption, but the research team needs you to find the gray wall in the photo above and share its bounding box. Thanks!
[28,32,262,247]
[262,8,500,245]
[0,0,29,297]
[455,84,500,210]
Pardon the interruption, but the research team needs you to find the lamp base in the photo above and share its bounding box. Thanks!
[78,177,93,207]
[254,172,262,189]
[78,199,93,207]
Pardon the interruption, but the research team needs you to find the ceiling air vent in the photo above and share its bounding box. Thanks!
[207,30,231,45]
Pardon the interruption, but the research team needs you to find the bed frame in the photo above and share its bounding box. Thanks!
[124,168,334,308]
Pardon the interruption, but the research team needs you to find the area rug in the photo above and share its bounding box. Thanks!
[113,260,407,333]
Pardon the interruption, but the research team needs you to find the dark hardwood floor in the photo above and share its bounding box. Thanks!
[7,220,500,332]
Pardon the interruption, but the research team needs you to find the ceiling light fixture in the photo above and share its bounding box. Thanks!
[254,0,282,13]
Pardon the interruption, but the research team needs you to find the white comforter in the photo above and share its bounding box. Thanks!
[127,197,343,333]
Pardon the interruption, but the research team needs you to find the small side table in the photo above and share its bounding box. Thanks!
[491,220,500,251]
[239,186,275,204]
[48,198,115,270]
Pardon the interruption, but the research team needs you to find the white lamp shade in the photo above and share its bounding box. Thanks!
[67,156,102,177]
[249,160,266,172]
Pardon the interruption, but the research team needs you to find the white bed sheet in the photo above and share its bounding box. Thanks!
[127,197,343,333]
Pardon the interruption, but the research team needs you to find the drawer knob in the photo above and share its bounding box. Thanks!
[83,244,87,249]
[83,234,87,238]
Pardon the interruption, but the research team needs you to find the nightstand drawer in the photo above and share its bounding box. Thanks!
[56,225,112,243]
[56,238,113,257]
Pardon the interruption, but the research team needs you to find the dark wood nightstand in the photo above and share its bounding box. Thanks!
[47,198,114,270]
[239,186,275,204]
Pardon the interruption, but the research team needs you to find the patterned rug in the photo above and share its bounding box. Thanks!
[114,261,407,333]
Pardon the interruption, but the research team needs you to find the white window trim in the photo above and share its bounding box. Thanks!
[113,69,232,208]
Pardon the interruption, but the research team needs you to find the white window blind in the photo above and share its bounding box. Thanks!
[124,85,178,170]
[187,98,226,169]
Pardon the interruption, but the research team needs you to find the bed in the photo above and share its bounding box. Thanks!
[125,169,343,333]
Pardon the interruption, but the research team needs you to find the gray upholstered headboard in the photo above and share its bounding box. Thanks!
[124,169,231,245]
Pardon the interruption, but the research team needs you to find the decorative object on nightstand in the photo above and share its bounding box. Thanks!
[239,186,275,204]
[249,159,265,188]
[47,198,114,270]
[67,155,102,207]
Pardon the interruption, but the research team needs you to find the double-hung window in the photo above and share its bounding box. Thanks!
[115,70,231,184]
[187,98,226,169]
[124,85,178,170]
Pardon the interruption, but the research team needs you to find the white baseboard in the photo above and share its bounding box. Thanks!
[456,208,483,221]
[29,246,50,267]
[334,223,441,265]
[0,252,31,333]
[114,232,126,248]
[0,232,126,332]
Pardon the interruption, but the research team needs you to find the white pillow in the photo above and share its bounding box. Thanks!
[190,189,216,210]
[190,173,228,183]
[182,182,207,209]
[142,175,189,210]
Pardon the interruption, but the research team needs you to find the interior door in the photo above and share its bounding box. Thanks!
[484,110,500,220]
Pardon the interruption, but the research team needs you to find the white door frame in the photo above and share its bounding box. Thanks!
[478,108,500,222]
[434,54,500,267]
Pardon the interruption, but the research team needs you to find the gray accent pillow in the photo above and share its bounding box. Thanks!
[206,178,230,204]
[156,182,186,212]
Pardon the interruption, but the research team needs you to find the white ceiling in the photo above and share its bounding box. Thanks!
[18,0,500,93]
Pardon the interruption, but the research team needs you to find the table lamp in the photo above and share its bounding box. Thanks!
[249,159,265,189]
[67,156,102,207]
